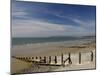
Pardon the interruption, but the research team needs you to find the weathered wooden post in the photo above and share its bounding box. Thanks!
[24,57,26,60]
[49,56,51,64]
[21,57,23,60]
[18,57,20,60]
[23,57,25,59]
[55,56,57,64]
[79,52,81,64]
[36,56,38,59]
[24,57,27,61]
[44,56,46,63]
[40,56,42,60]
[61,53,64,65]
[28,57,30,62]
[23,57,25,60]
[32,57,34,59]
[29,57,31,59]
[68,53,72,64]
[91,51,93,62]
[20,57,21,60]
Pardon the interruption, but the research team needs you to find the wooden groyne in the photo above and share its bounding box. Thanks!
[12,51,94,66]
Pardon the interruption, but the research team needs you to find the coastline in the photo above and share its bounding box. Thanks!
[12,38,95,56]
[11,40,96,74]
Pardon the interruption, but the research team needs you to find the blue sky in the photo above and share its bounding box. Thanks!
[12,0,96,37]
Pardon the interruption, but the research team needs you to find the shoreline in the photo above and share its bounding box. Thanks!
[11,41,96,74]
[12,39,95,56]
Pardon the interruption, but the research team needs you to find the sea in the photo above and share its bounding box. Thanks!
[12,36,95,46]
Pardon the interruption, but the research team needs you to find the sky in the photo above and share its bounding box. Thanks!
[12,0,96,37]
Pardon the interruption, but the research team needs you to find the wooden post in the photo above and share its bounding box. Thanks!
[40,56,42,60]
[29,57,30,59]
[23,57,25,60]
[36,56,38,59]
[55,56,57,64]
[61,53,63,65]
[91,51,93,62]
[79,52,81,64]
[25,57,28,62]
[18,57,20,60]
[25,57,27,61]
[44,56,46,63]
[49,56,51,63]
[20,57,22,60]
[28,57,30,62]
[32,57,34,59]
[68,53,72,64]
[21,57,23,60]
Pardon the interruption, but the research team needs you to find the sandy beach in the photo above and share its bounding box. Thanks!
[11,40,96,74]
[12,38,95,56]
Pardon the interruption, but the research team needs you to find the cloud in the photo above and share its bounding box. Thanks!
[54,13,95,29]
[12,20,65,37]
[12,9,95,37]
[12,1,95,37]
[12,18,95,37]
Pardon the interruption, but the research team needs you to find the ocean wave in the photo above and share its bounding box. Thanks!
[12,38,95,48]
